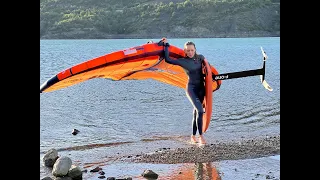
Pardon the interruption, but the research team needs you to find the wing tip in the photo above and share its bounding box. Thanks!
[40,75,59,93]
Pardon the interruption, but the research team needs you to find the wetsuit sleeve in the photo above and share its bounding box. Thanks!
[164,44,182,66]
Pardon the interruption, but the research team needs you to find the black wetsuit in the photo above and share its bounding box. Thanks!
[164,44,205,135]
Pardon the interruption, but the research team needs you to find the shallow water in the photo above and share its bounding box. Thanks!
[40,37,280,179]
[41,154,280,180]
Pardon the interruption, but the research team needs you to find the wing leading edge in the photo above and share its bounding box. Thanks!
[40,42,221,93]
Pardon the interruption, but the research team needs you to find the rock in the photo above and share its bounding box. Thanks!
[141,169,158,179]
[68,165,83,179]
[55,177,73,180]
[43,148,59,167]
[52,156,72,177]
[41,177,53,180]
[72,129,80,135]
[90,166,102,172]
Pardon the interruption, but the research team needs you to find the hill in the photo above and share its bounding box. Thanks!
[40,0,280,39]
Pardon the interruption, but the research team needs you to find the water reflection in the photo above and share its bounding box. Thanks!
[170,162,221,180]
[194,162,221,180]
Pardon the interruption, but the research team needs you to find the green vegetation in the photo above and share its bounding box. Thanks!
[40,0,280,39]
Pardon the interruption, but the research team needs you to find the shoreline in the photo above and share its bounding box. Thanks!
[83,155,280,180]
[40,35,280,40]
[87,134,280,179]
[122,134,280,164]
[41,134,280,179]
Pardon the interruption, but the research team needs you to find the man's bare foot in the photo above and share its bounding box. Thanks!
[191,135,197,144]
[199,135,206,145]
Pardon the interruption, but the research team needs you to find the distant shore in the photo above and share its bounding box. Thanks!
[40,31,280,40]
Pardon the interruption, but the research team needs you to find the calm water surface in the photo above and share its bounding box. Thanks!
[40,37,280,179]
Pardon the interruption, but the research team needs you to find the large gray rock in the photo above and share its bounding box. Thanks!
[68,165,82,180]
[43,148,58,167]
[54,177,72,180]
[52,156,72,177]
[41,177,53,180]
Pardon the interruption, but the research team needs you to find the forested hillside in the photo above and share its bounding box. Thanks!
[40,0,280,39]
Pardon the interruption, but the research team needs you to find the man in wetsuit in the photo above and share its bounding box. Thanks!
[162,38,207,145]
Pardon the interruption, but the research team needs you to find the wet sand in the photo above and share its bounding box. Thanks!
[87,134,280,179]
[82,134,279,179]
[125,134,280,164]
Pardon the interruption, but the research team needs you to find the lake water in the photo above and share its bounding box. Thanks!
[40,37,280,179]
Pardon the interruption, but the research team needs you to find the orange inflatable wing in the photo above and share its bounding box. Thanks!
[40,43,179,93]
[210,65,222,92]
[40,42,221,93]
